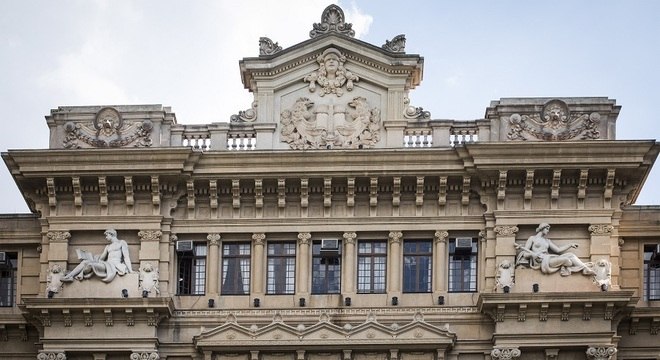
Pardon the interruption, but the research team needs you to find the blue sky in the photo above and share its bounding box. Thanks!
[1,1,659,213]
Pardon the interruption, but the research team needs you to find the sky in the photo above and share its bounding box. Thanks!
[1,0,659,213]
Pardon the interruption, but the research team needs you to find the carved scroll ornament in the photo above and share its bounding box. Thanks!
[310,5,355,38]
[63,107,153,149]
[259,37,282,56]
[508,99,601,141]
[280,96,380,149]
[382,34,406,53]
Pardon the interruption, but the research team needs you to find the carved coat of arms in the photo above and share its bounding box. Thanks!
[507,99,601,141]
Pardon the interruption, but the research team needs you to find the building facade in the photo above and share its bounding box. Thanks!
[1,5,660,360]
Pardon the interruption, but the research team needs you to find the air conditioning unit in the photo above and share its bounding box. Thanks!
[176,240,194,252]
[454,237,474,255]
[320,239,339,257]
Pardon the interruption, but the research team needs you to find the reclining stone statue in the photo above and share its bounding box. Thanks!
[515,223,595,276]
[61,229,134,282]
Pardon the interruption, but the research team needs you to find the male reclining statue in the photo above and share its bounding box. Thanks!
[61,229,133,282]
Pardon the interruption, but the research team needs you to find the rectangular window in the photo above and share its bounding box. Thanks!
[222,243,251,295]
[448,238,478,292]
[267,242,296,294]
[403,240,432,293]
[357,241,387,293]
[643,244,660,301]
[0,252,17,307]
[177,243,207,295]
[312,241,341,294]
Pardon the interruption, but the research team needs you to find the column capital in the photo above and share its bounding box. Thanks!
[47,231,70,243]
[389,231,403,244]
[588,224,614,236]
[252,233,266,245]
[207,233,221,246]
[37,353,67,360]
[494,226,519,237]
[434,230,449,243]
[586,347,616,360]
[298,232,311,245]
[138,230,162,242]
[343,232,357,244]
[130,352,160,360]
[490,347,521,360]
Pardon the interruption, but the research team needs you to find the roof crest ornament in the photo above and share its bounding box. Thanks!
[382,34,406,53]
[310,5,355,38]
[259,37,282,56]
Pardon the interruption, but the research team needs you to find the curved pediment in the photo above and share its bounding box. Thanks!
[194,312,456,351]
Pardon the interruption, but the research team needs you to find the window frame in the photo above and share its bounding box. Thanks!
[643,244,660,301]
[357,240,387,294]
[0,252,17,307]
[402,239,433,293]
[448,238,478,293]
[221,242,251,295]
[266,242,296,295]
[176,243,207,296]
[311,240,342,294]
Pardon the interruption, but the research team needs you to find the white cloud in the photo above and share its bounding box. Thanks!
[341,1,373,39]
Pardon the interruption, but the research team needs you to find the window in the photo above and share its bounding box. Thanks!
[403,240,432,293]
[0,252,17,307]
[357,241,386,293]
[222,243,251,295]
[448,238,478,292]
[312,241,341,294]
[643,244,660,301]
[267,242,296,294]
[177,243,207,295]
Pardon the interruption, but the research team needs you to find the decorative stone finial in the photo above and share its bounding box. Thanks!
[310,5,355,38]
[382,34,406,53]
[259,37,282,56]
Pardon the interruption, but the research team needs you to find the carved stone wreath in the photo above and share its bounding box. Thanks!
[280,96,381,149]
[63,107,153,149]
[507,99,601,141]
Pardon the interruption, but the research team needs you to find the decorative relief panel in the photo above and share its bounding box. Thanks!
[280,96,380,149]
[303,48,359,97]
[508,99,601,141]
[63,107,153,148]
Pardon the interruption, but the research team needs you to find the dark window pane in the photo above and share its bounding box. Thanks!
[222,243,251,295]
[448,238,477,292]
[403,240,432,293]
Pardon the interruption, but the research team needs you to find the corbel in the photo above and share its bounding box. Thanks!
[151,175,160,207]
[462,175,471,206]
[277,178,286,208]
[392,177,401,207]
[146,308,160,326]
[578,169,588,209]
[416,176,424,206]
[104,308,113,326]
[518,304,527,322]
[438,176,447,207]
[251,351,260,360]
[389,349,399,360]
[125,308,135,326]
[524,169,534,209]
[629,317,639,335]
[72,176,82,211]
[561,303,570,321]
[651,317,659,335]
[0,325,7,341]
[18,324,27,342]
[83,309,93,326]
[495,304,505,322]
[46,177,57,210]
[124,176,134,207]
[186,179,195,215]
[62,309,72,327]
[370,177,379,207]
[209,180,218,210]
[98,176,108,209]
[604,302,614,320]
[539,303,549,321]
[297,350,306,360]
[497,170,507,208]
[255,178,263,209]
[343,350,352,360]
[324,177,332,208]
[38,309,51,327]
[583,303,592,320]
[300,178,309,208]
[604,169,615,208]
[551,169,561,209]
[232,179,240,209]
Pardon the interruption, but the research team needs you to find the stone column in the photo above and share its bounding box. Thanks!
[252,233,266,297]
[297,232,311,298]
[433,230,448,295]
[130,352,160,360]
[343,232,357,296]
[388,231,403,295]
[37,353,67,360]
[586,346,617,360]
[207,233,221,295]
[490,347,521,360]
